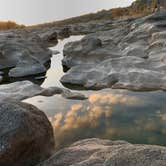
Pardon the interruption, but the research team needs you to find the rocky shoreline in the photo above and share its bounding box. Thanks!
[0,9,166,166]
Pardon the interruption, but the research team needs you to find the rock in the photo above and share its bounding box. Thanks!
[29,26,70,41]
[35,75,47,80]
[0,76,2,83]
[0,80,87,101]
[0,30,52,78]
[0,81,44,101]
[41,86,88,100]
[39,31,58,47]
[62,36,110,68]
[56,27,70,39]
[9,63,47,78]
[0,71,4,75]
[61,56,166,91]
[51,50,60,55]
[38,138,166,166]
[0,101,54,166]
[61,89,88,100]
[61,10,166,91]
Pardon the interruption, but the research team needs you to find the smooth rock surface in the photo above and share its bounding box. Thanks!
[0,81,87,101]
[0,76,2,83]
[0,30,52,78]
[38,138,166,166]
[0,101,54,166]
[61,11,166,91]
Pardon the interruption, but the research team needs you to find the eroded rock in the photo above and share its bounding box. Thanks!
[61,10,166,91]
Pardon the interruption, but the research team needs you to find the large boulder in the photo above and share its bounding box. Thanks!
[0,101,55,166]
[38,138,166,166]
[0,30,52,78]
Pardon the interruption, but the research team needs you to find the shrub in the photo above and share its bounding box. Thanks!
[0,21,25,31]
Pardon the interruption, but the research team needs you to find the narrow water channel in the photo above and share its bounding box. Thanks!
[25,36,166,150]
[42,35,84,88]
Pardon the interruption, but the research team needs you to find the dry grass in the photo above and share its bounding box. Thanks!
[0,21,25,31]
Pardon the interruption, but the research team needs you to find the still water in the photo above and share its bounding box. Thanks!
[25,36,166,150]
[42,36,83,88]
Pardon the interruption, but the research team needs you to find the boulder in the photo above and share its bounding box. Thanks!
[38,138,166,166]
[0,30,52,78]
[0,101,55,166]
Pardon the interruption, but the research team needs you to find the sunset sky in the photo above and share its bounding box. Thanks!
[0,0,134,25]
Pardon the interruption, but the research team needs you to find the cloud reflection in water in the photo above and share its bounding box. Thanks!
[49,92,153,150]
[26,89,166,150]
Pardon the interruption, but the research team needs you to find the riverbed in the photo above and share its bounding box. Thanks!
[25,35,166,150]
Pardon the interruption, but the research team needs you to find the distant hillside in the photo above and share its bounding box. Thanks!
[130,0,166,14]
[30,0,166,29]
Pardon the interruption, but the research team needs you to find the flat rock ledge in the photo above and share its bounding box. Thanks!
[0,80,87,102]
[38,138,166,166]
[61,10,166,91]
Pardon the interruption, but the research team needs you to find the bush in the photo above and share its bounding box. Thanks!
[0,21,25,31]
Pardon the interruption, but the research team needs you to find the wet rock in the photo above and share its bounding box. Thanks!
[0,81,44,101]
[0,76,2,83]
[0,71,4,75]
[51,50,60,55]
[61,10,166,91]
[39,31,58,47]
[0,81,87,101]
[0,30,52,78]
[0,101,54,166]
[56,27,70,39]
[41,86,88,100]
[38,138,166,166]
[61,89,88,100]
[35,76,47,80]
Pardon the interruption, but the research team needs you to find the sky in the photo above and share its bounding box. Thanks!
[0,0,134,25]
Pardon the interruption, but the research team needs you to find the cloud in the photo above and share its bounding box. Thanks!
[89,93,139,106]
[49,92,142,149]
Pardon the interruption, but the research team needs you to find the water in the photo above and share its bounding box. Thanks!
[42,36,83,88]
[25,35,166,150]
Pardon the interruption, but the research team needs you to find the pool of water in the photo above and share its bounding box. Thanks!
[25,35,166,150]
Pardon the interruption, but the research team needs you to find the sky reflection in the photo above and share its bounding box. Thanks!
[35,90,166,150]
[42,36,84,88]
